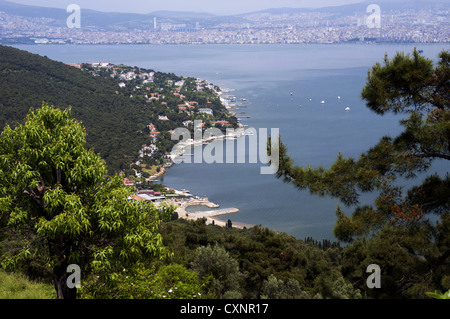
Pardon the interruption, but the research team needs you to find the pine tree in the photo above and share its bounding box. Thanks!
[272,49,450,297]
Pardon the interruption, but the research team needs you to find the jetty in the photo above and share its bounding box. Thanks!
[174,200,249,229]
[186,207,240,219]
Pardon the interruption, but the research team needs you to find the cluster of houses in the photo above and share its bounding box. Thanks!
[70,61,235,183]
[195,78,216,92]
[182,119,230,128]
[139,143,158,157]
[67,62,155,85]
[147,123,160,142]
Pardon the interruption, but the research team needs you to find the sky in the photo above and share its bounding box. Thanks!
[7,0,367,15]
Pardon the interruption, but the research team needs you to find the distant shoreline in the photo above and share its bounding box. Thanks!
[174,200,253,230]
[151,86,252,230]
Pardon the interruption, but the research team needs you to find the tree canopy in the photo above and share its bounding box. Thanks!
[0,104,173,298]
[272,48,450,296]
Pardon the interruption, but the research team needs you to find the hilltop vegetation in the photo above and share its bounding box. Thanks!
[0,45,149,171]
[0,270,55,299]
[0,46,448,300]
[0,45,237,174]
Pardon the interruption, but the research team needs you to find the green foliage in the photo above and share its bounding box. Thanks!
[425,289,450,299]
[80,264,205,299]
[0,45,238,173]
[191,244,243,298]
[0,45,152,172]
[0,269,55,299]
[159,219,345,299]
[361,48,435,115]
[260,274,309,299]
[0,104,173,298]
[272,49,450,298]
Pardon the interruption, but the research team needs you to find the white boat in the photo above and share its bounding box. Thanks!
[345,107,351,111]
[321,100,325,104]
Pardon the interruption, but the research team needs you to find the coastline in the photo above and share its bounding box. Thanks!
[173,199,253,230]
[168,89,248,164]
[150,87,253,230]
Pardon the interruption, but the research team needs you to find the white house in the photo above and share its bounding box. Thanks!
[199,108,213,115]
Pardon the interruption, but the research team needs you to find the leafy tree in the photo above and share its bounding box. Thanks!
[260,274,309,299]
[148,264,206,299]
[272,49,449,297]
[425,289,450,299]
[80,264,205,299]
[190,244,243,298]
[328,275,362,299]
[0,104,173,299]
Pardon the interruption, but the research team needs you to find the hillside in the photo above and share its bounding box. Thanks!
[0,45,153,171]
[0,45,238,174]
[0,0,244,30]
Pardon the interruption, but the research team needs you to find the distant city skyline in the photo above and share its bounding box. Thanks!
[6,0,367,15]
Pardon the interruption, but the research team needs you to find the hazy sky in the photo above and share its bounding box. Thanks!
[7,0,367,15]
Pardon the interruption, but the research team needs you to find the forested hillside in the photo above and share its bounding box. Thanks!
[0,45,152,171]
[0,45,237,173]
[0,46,448,301]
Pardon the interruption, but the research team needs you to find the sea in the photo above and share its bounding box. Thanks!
[13,43,450,241]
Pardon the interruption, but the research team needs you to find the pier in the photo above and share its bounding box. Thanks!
[174,200,251,229]
[186,207,240,219]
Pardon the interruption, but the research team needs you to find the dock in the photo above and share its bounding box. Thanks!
[166,195,252,229]
[186,207,239,219]
[175,202,250,229]
[183,207,243,228]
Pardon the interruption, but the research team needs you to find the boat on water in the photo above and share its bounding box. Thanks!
[345,107,351,111]
[321,100,325,104]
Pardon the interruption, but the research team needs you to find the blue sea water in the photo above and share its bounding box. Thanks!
[14,43,450,240]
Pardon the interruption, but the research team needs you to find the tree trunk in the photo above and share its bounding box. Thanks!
[50,236,77,299]
[54,265,77,299]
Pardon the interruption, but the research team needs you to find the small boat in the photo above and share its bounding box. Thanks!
[321,100,325,104]
[345,107,350,111]
[241,98,246,101]
[338,96,341,99]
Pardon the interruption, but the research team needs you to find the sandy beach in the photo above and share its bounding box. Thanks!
[172,198,253,229]
[148,88,252,230]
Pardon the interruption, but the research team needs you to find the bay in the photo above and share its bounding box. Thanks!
[14,43,450,240]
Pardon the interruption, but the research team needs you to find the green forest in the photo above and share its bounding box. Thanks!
[0,45,237,174]
[0,45,448,300]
